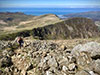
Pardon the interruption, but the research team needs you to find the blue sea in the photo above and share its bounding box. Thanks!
[0,8,100,16]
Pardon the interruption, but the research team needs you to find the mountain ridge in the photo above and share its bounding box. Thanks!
[0,12,61,40]
[62,11,100,21]
[32,17,99,39]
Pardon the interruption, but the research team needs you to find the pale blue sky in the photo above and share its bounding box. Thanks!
[0,0,100,8]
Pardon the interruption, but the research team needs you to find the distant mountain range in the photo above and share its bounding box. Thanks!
[0,12,100,40]
[0,12,34,26]
[62,11,100,21]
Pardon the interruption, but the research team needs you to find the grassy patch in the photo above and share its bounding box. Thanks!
[0,30,32,40]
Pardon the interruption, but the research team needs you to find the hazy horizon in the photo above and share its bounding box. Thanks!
[0,0,100,8]
[0,0,100,16]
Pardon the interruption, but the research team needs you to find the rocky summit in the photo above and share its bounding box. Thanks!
[0,40,100,75]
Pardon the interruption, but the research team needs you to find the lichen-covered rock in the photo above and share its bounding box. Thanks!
[72,42,100,58]
[68,63,76,71]
[47,56,58,68]
[93,59,100,74]
[75,70,90,75]
[0,41,11,50]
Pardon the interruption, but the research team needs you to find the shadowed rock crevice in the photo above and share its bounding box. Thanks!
[91,55,100,60]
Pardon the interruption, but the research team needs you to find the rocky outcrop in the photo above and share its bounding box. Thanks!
[0,41,12,50]
[32,17,99,40]
[0,40,100,75]
[71,42,100,58]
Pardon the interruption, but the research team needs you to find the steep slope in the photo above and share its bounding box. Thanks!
[32,17,99,39]
[62,11,100,21]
